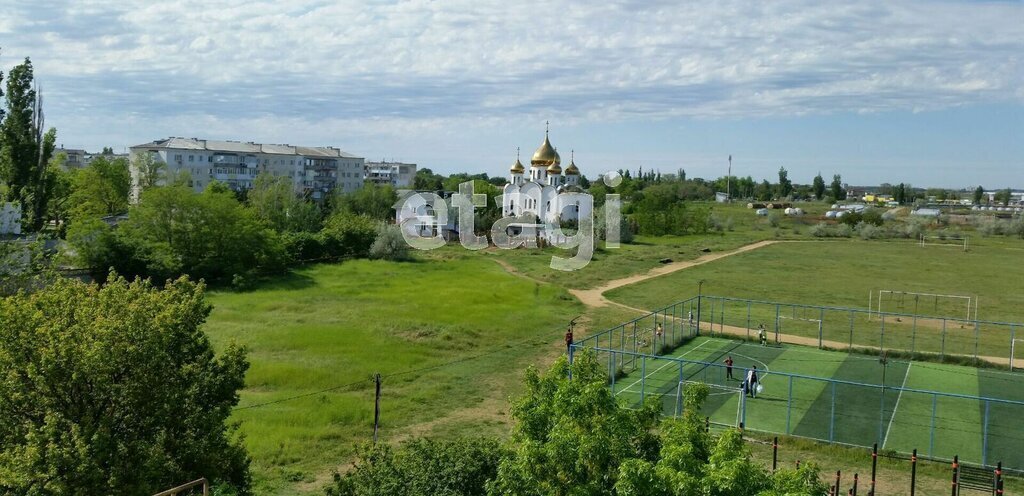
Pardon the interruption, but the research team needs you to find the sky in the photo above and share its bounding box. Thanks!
[1,0,1022,189]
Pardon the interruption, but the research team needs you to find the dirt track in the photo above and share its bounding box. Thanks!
[569,240,780,308]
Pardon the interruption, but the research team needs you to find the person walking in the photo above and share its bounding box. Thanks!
[745,366,759,398]
[564,326,574,355]
[725,355,734,380]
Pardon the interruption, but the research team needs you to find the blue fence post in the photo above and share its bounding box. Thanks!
[775,304,781,338]
[1013,325,1018,369]
[610,352,616,394]
[720,301,725,334]
[747,301,752,339]
[912,314,918,353]
[568,345,574,380]
[941,320,947,359]
[974,321,980,361]
[929,394,937,457]
[786,376,794,434]
[849,310,855,350]
[982,400,990,466]
[880,313,886,352]
[829,381,836,442]
[640,356,647,404]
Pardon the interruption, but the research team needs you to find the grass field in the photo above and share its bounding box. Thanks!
[204,257,584,494]
[606,336,1024,470]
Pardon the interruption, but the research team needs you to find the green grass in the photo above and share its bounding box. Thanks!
[607,336,1024,470]
[474,201,821,290]
[204,257,582,494]
[605,240,1024,361]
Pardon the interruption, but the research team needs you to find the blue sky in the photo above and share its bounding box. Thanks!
[1,0,1021,188]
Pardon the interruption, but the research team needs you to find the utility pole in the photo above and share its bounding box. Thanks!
[373,373,382,444]
[727,155,732,202]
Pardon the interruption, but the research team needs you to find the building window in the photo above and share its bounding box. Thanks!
[189,155,194,162]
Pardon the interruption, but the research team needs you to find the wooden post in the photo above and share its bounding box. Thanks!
[834,470,842,496]
[373,373,382,444]
[910,449,917,496]
[772,437,779,472]
[870,443,878,495]
[951,455,959,496]
[852,473,858,496]
[995,461,1003,495]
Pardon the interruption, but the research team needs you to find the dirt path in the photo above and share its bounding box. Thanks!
[569,240,780,308]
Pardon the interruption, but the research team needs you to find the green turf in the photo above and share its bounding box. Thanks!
[607,337,1024,469]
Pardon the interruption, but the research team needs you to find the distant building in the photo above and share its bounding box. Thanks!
[54,146,88,169]
[501,128,588,224]
[128,137,364,201]
[364,161,417,188]
[0,203,21,235]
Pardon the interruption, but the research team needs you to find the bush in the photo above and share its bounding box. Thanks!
[282,231,326,262]
[809,222,830,238]
[369,224,411,261]
[767,212,782,227]
[327,438,503,496]
[321,213,378,259]
[834,223,853,237]
[857,222,882,240]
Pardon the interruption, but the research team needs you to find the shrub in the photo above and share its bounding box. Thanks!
[834,223,853,238]
[857,222,882,240]
[321,213,378,259]
[809,222,830,238]
[369,224,412,261]
[768,212,782,227]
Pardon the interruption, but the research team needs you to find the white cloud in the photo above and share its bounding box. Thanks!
[1,0,1021,166]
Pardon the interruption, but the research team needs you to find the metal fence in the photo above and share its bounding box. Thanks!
[571,295,1024,472]
[577,295,1024,367]
[585,347,1024,472]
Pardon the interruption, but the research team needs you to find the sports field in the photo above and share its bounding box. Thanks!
[606,336,1024,469]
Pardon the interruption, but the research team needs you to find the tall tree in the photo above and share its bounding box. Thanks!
[0,58,57,230]
[811,173,825,200]
[776,167,793,198]
[973,185,985,205]
[69,155,131,219]
[0,276,251,494]
[830,174,846,200]
[247,172,322,232]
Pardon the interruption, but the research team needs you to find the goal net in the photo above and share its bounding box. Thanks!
[919,234,969,251]
[675,380,744,427]
[870,290,976,322]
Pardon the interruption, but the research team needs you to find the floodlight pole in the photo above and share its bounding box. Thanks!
[727,155,732,202]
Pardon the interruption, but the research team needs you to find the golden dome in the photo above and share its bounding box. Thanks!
[510,158,524,173]
[547,162,562,174]
[564,150,579,175]
[531,133,558,167]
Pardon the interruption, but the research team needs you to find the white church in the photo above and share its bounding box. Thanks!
[501,127,588,224]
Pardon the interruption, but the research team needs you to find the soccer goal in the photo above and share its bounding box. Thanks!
[919,233,969,251]
[1012,339,1024,371]
[676,380,744,427]
[869,290,977,322]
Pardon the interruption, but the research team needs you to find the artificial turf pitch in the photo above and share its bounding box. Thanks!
[609,336,1024,469]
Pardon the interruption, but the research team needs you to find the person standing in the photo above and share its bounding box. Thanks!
[564,327,574,355]
[745,366,759,398]
[758,324,768,347]
[725,356,734,380]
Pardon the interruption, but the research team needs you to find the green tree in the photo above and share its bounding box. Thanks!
[247,173,321,233]
[0,58,57,231]
[488,352,661,495]
[0,275,250,494]
[776,167,793,198]
[811,173,825,200]
[69,155,131,219]
[334,184,398,221]
[132,152,165,193]
[327,439,503,496]
[101,146,114,154]
[995,187,1012,206]
[830,175,846,201]
[320,212,379,259]
[369,223,412,261]
[973,185,985,205]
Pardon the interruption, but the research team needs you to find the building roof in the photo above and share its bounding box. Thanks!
[130,137,362,159]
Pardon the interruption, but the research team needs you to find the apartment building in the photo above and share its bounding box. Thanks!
[364,161,417,189]
[129,137,364,200]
